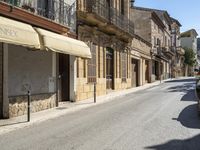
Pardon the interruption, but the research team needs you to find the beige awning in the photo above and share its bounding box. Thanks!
[35,28,91,58]
[0,16,40,49]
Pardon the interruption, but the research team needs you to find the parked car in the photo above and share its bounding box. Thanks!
[194,69,200,115]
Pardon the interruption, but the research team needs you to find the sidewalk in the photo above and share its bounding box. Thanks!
[0,79,171,135]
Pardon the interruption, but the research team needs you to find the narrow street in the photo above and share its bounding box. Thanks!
[0,78,200,150]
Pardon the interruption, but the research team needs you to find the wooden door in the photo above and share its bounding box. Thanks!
[59,54,70,101]
[106,48,114,90]
[131,59,139,87]
[145,60,149,83]
[155,61,159,80]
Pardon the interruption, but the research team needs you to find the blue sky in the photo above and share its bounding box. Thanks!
[135,0,200,36]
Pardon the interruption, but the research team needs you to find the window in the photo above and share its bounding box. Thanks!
[154,37,157,46]
[116,51,118,78]
[83,59,86,78]
[165,36,167,47]
[121,51,127,82]
[119,51,121,78]
[154,23,157,30]
[121,0,124,15]
[168,39,171,47]
[103,48,106,78]
[157,38,160,47]
[88,43,97,83]
[77,58,79,77]
[9,0,18,5]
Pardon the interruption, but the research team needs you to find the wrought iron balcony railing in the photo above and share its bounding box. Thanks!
[0,0,76,32]
[79,0,134,36]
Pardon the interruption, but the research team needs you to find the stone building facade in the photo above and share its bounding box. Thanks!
[130,7,171,82]
[76,0,134,101]
[171,18,185,77]
[0,0,91,118]
[130,35,152,85]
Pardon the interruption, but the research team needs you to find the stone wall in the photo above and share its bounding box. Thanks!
[8,45,54,96]
[77,27,132,101]
[76,46,107,101]
[131,37,151,56]
[130,9,151,43]
[0,43,3,118]
[9,93,56,118]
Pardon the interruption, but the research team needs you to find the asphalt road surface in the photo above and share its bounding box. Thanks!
[0,78,200,150]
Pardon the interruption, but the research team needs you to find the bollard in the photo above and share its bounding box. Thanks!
[27,91,31,122]
[94,82,96,103]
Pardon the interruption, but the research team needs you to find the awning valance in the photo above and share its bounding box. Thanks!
[35,28,91,58]
[0,16,40,49]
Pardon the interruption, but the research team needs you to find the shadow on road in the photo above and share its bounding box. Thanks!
[173,104,200,129]
[145,134,200,150]
[165,78,196,83]
[145,78,200,149]
[167,83,195,93]
[181,89,198,102]
[166,78,198,103]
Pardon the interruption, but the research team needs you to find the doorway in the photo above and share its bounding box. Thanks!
[145,60,150,83]
[155,61,159,80]
[106,47,114,90]
[131,59,139,87]
[58,54,70,101]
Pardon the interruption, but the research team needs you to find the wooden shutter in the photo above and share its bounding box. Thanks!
[88,43,97,83]
[122,51,127,82]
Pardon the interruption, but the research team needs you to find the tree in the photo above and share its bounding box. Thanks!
[184,47,196,66]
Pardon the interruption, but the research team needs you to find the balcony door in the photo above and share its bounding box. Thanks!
[37,0,55,19]
[106,47,114,90]
[105,0,111,20]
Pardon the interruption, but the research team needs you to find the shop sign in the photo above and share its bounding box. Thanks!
[0,26,17,38]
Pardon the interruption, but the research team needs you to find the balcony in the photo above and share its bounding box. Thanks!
[151,47,163,56]
[77,0,134,42]
[177,47,185,55]
[162,46,175,57]
[0,0,76,32]
[151,46,169,61]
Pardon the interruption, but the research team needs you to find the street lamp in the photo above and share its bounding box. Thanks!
[130,0,135,8]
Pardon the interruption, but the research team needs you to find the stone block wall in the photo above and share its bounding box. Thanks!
[77,26,132,101]
[114,78,131,90]
[76,47,107,101]
[76,46,132,101]
[76,77,107,101]
[130,9,151,43]
[9,93,56,118]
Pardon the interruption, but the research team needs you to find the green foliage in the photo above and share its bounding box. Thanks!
[184,47,196,66]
